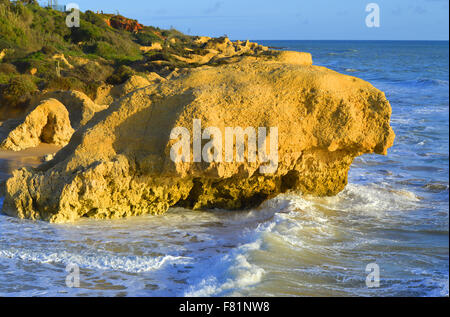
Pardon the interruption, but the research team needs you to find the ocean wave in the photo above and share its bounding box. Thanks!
[185,181,425,295]
[183,238,266,297]
[385,78,449,88]
[183,181,421,297]
[0,248,191,273]
[415,78,449,87]
[214,182,447,296]
[326,49,358,56]
[268,183,421,218]
[0,182,446,297]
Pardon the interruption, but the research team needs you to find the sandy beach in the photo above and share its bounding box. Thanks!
[0,143,61,179]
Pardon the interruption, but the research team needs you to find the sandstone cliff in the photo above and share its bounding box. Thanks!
[0,90,108,151]
[0,99,74,151]
[104,15,144,33]
[1,52,395,223]
[170,37,270,66]
[95,74,164,105]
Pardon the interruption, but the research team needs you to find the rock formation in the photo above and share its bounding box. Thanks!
[104,15,144,33]
[0,99,74,151]
[0,49,6,62]
[52,54,74,69]
[95,74,164,105]
[0,91,108,151]
[170,37,270,66]
[35,90,108,129]
[140,43,163,53]
[1,52,395,223]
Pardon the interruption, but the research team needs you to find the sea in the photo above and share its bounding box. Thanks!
[0,41,448,297]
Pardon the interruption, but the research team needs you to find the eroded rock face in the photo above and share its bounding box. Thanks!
[0,99,74,151]
[0,91,108,151]
[1,53,395,222]
[35,90,108,129]
[94,74,164,105]
[140,43,163,53]
[170,37,271,66]
[105,15,144,33]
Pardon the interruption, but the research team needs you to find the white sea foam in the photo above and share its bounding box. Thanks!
[183,182,414,297]
[0,180,446,296]
[0,248,191,273]
[183,231,267,297]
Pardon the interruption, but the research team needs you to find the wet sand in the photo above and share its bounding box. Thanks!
[0,144,62,180]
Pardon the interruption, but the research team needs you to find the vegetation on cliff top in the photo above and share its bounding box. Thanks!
[0,0,196,118]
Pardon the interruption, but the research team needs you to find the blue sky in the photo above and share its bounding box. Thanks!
[51,0,448,40]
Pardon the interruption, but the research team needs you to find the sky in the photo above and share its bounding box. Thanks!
[46,0,449,40]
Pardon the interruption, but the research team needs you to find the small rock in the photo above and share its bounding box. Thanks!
[43,153,55,162]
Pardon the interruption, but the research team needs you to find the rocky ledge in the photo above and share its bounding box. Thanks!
[1,51,395,223]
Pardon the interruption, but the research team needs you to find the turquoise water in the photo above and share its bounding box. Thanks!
[0,41,448,297]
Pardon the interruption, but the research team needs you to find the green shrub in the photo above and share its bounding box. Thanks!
[0,72,12,85]
[83,10,108,28]
[145,51,169,62]
[69,21,103,43]
[91,41,115,58]
[70,60,114,83]
[0,74,38,107]
[4,74,37,94]
[134,31,161,46]
[12,52,55,77]
[84,39,142,63]
[41,45,59,55]
[45,76,85,91]
[45,76,99,99]
[106,65,135,85]
[0,62,17,74]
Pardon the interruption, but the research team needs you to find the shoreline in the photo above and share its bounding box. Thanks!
[0,144,61,179]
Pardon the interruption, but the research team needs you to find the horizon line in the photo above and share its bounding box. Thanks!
[243,39,449,42]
